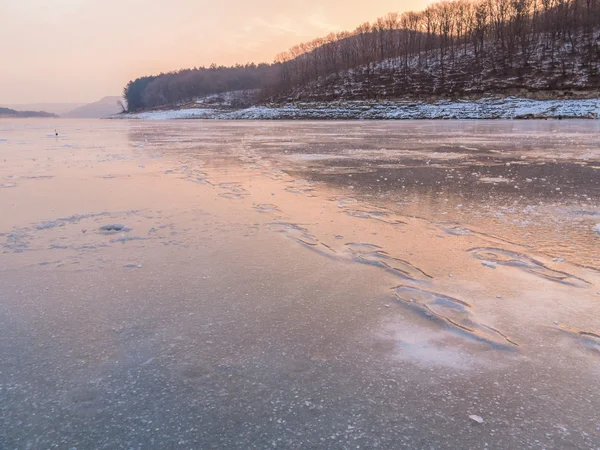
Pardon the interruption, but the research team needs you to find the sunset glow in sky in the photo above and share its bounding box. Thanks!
[1,0,433,103]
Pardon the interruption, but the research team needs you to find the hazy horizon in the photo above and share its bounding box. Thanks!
[2,0,433,104]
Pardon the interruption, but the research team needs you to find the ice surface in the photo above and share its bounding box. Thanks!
[393,285,518,349]
[0,119,599,449]
[470,247,590,287]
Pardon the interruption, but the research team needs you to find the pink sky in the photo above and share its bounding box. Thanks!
[1,0,432,104]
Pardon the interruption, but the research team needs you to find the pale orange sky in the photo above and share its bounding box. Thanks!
[1,0,433,104]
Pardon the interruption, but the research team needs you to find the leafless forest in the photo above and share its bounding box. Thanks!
[124,0,600,111]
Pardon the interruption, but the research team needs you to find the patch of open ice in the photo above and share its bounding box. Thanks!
[36,221,64,230]
[285,153,341,161]
[110,236,147,244]
[99,224,131,235]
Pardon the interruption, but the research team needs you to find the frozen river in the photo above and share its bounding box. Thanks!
[1,119,599,448]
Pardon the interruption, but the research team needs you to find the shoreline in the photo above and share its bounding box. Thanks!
[114,96,600,120]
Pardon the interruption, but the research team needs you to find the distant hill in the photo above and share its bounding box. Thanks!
[0,107,58,118]
[3,102,86,115]
[62,96,123,118]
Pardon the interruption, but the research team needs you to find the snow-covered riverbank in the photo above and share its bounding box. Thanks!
[115,97,600,120]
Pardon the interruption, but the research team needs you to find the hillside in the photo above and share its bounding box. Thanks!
[0,107,57,118]
[123,0,600,114]
[62,96,123,118]
[273,33,600,103]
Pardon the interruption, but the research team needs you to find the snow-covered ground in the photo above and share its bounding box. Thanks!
[193,89,259,107]
[116,97,600,120]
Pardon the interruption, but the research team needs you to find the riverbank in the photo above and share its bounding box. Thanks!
[115,96,600,120]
